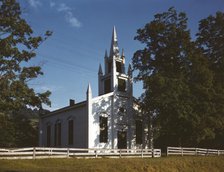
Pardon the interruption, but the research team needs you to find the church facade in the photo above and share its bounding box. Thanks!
[39,27,145,149]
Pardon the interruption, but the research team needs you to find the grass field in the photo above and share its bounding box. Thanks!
[0,156,224,172]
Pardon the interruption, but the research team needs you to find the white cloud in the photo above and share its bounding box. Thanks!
[28,0,41,8]
[51,3,81,28]
[50,1,55,8]
[57,3,71,12]
[65,11,81,28]
[42,103,60,111]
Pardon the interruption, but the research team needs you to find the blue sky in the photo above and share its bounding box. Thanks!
[18,0,224,111]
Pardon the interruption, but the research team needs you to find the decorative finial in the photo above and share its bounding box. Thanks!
[110,26,119,57]
[87,83,92,94]
[128,63,132,76]
[98,64,103,75]
[122,48,125,57]
[104,50,108,58]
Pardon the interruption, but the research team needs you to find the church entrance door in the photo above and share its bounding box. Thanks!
[117,131,127,149]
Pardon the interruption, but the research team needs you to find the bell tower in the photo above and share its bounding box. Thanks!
[98,26,132,97]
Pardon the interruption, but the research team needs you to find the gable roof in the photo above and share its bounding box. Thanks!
[41,100,86,119]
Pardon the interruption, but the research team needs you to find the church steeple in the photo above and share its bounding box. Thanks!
[110,26,119,57]
[98,27,132,96]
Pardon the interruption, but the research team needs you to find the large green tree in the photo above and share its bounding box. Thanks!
[196,12,224,147]
[0,0,52,147]
[132,7,222,149]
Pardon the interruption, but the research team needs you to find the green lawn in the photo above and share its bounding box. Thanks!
[0,156,224,172]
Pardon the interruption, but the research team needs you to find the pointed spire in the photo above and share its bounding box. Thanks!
[104,50,108,58]
[98,64,103,75]
[87,83,92,95]
[128,63,132,76]
[121,48,125,57]
[110,26,119,57]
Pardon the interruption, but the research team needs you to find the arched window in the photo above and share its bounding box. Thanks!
[54,120,61,147]
[46,123,51,147]
[99,113,108,143]
[104,78,111,93]
[116,61,122,73]
[68,119,74,145]
[119,107,126,114]
[136,120,143,144]
[118,79,126,92]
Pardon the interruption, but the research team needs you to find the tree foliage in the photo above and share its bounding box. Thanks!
[133,7,224,148]
[0,0,52,147]
[196,12,224,147]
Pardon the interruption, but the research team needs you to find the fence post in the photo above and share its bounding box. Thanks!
[218,150,220,156]
[67,148,70,158]
[141,149,143,158]
[167,147,168,156]
[181,147,183,156]
[195,148,197,156]
[119,149,121,158]
[33,147,36,159]
[95,150,98,158]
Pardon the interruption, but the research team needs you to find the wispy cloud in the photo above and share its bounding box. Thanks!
[50,1,55,8]
[42,103,60,111]
[27,0,42,8]
[57,3,71,12]
[50,1,82,28]
[65,11,81,28]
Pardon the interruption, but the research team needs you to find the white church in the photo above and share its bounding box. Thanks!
[39,27,148,149]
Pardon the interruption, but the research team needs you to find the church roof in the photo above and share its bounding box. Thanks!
[41,101,86,118]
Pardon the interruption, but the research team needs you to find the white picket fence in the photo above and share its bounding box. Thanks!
[0,147,161,160]
[167,147,224,156]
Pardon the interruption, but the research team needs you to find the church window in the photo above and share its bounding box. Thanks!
[68,120,73,145]
[104,78,111,93]
[118,79,126,92]
[54,121,61,147]
[116,61,122,73]
[99,116,108,143]
[47,125,51,147]
[108,62,112,73]
[136,120,143,144]
[119,107,126,113]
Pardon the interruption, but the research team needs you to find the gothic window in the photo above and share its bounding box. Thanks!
[136,120,143,144]
[119,107,126,113]
[117,130,127,149]
[108,62,112,73]
[118,79,126,92]
[99,116,108,143]
[54,121,61,147]
[104,78,111,93]
[116,61,122,73]
[68,119,73,145]
[47,125,51,147]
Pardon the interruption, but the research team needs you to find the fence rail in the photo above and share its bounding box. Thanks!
[0,147,161,160]
[167,147,224,156]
